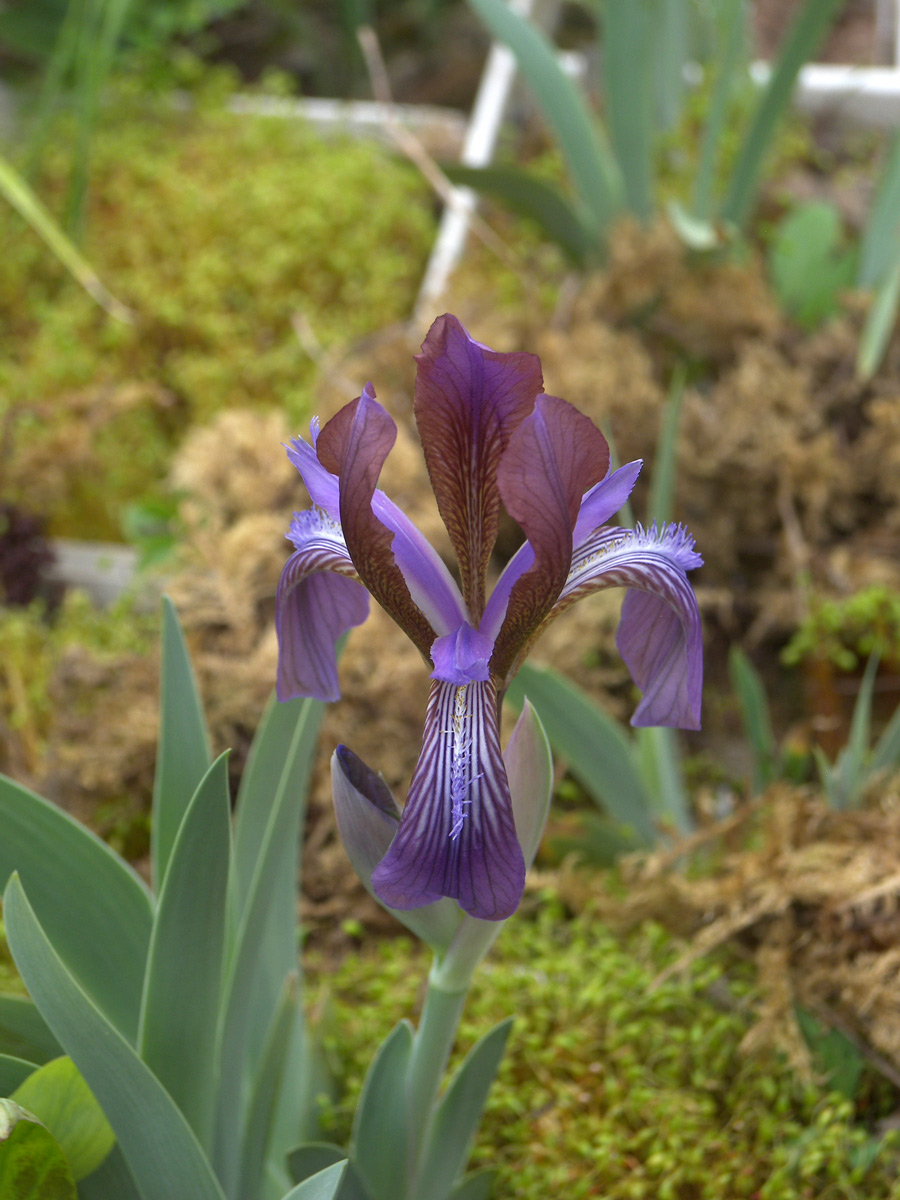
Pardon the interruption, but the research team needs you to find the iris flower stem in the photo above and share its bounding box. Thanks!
[405,963,469,1198]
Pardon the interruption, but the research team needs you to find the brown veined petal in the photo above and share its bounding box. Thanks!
[316,385,437,660]
[414,314,543,622]
[490,394,609,683]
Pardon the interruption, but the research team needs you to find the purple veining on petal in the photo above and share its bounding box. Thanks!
[276,509,369,702]
[554,523,703,728]
[414,314,543,622]
[371,678,525,920]
[316,386,438,659]
[431,623,494,686]
[490,394,609,683]
[285,422,341,521]
[571,460,643,544]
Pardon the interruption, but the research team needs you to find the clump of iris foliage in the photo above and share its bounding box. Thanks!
[0,60,436,539]
[313,902,900,1200]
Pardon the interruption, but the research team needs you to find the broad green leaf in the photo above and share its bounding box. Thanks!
[288,1143,346,1185]
[415,1019,512,1200]
[465,0,622,239]
[857,257,900,381]
[282,1161,347,1200]
[729,646,778,793]
[78,1145,141,1200]
[237,977,298,1200]
[441,163,597,264]
[351,1020,413,1200]
[858,132,900,288]
[152,597,213,892]
[0,996,61,1065]
[214,694,323,1195]
[505,663,657,846]
[598,0,655,219]
[232,693,324,1069]
[448,1168,498,1200]
[0,776,153,1042]
[769,202,855,329]
[505,700,553,867]
[795,1006,864,1100]
[0,154,131,322]
[139,754,232,1151]
[12,1056,113,1182]
[3,876,226,1200]
[0,1055,37,1097]
[0,1098,76,1200]
[721,0,844,229]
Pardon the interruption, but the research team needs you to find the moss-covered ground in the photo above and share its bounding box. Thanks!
[311,900,900,1200]
[1,66,436,539]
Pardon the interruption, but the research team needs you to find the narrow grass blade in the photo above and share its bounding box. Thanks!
[3,875,226,1200]
[139,754,232,1152]
[692,0,745,220]
[721,0,844,229]
[152,597,213,893]
[0,996,62,1065]
[441,163,597,263]
[0,154,132,322]
[831,654,879,809]
[415,1018,512,1200]
[647,364,686,526]
[870,695,900,773]
[465,0,623,239]
[598,0,655,219]
[635,726,692,834]
[505,662,657,846]
[654,0,689,129]
[857,257,900,380]
[351,1020,414,1200]
[728,646,779,792]
[0,776,153,1043]
[858,132,900,289]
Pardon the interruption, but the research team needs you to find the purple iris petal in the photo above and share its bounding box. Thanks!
[276,510,369,702]
[490,395,610,683]
[431,623,494,686]
[371,679,525,920]
[316,385,438,661]
[557,523,703,729]
[480,459,642,645]
[285,420,341,520]
[414,314,543,621]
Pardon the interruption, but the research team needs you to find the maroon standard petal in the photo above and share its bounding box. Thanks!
[371,679,526,920]
[414,314,543,622]
[491,395,609,683]
[317,385,437,661]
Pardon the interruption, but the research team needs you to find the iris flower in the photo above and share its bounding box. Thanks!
[277,314,702,921]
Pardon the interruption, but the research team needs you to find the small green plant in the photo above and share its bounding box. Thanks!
[768,201,856,330]
[782,586,900,674]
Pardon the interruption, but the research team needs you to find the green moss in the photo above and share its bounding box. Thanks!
[310,904,900,1199]
[1,68,436,538]
[782,586,900,672]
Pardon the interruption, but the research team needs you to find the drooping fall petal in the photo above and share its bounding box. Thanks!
[414,314,543,622]
[371,678,526,920]
[275,510,369,702]
[490,394,609,682]
[558,523,703,728]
